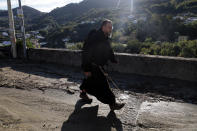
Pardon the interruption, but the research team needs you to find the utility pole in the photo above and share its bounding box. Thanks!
[7,0,17,58]
[130,0,133,13]
[18,0,27,58]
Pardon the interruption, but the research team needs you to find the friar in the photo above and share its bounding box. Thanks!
[79,19,125,111]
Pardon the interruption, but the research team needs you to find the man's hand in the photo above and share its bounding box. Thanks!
[84,72,91,77]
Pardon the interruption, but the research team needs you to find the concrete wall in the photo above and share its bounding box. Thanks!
[28,48,197,82]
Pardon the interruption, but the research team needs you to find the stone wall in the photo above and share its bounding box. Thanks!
[28,48,197,82]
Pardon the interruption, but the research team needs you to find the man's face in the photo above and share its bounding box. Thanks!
[103,22,113,36]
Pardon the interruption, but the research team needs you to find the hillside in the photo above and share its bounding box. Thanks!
[0,6,45,28]
[0,5,44,19]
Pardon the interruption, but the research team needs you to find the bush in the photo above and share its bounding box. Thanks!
[150,44,161,55]
[126,40,141,53]
[66,42,83,50]
[140,48,152,55]
[179,40,197,57]
[111,42,126,53]
[16,39,35,49]
[160,42,175,56]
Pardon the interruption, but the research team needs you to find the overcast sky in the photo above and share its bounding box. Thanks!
[0,0,83,12]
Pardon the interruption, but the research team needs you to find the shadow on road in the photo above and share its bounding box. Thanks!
[61,99,123,131]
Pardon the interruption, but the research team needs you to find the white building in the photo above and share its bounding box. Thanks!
[25,34,31,39]
[128,15,135,20]
[90,21,95,24]
[186,17,197,23]
[2,41,11,46]
[30,31,39,35]
[36,35,45,39]
[173,16,184,20]
[40,42,47,46]
[0,43,4,47]
[80,20,95,25]
[178,36,189,41]
[132,19,138,24]
[2,32,8,37]
[62,38,70,42]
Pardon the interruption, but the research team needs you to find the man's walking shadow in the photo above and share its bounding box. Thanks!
[61,99,123,131]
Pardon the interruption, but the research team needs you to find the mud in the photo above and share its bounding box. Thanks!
[0,59,197,131]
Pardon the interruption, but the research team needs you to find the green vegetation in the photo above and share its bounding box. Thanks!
[16,39,35,49]
[1,0,197,58]
[66,42,83,50]
[67,40,197,58]
[125,40,197,58]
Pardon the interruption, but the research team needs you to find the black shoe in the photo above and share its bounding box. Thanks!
[79,92,92,104]
[110,102,125,111]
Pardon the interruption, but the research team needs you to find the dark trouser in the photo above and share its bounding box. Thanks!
[79,66,115,105]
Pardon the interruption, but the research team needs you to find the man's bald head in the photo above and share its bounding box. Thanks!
[101,19,113,37]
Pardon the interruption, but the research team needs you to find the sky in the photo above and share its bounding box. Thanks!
[0,0,83,12]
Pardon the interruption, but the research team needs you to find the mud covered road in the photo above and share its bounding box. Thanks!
[0,59,197,131]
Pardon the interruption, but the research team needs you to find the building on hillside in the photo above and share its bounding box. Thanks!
[2,41,11,46]
[178,36,189,42]
[185,17,197,24]
[25,34,31,39]
[2,32,8,37]
[36,35,45,39]
[62,38,70,42]
[40,42,47,46]
[173,16,184,20]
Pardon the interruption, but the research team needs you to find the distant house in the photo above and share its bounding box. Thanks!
[62,38,70,42]
[90,21,95,24]
[36,35,44,39]
[173,16,184,20]
[128,15,135,20]
[30,31,39,35]
[65,43,75,48]
[40,42,47,46]
[189,17,197,21]
[25,34,31,39]
[185,17,197,24]
[2,32,8,37]
[132,19,138,24]
[93,18,96,20]
[155,41,162,45]
[16,33,23,38]
[80,20,95,25]
[80,21,86,24]
[2,41,11,46]
[178,36,189,41]
[183,13,190,17]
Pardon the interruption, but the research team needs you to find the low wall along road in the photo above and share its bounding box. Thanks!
[28,48,197,82]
